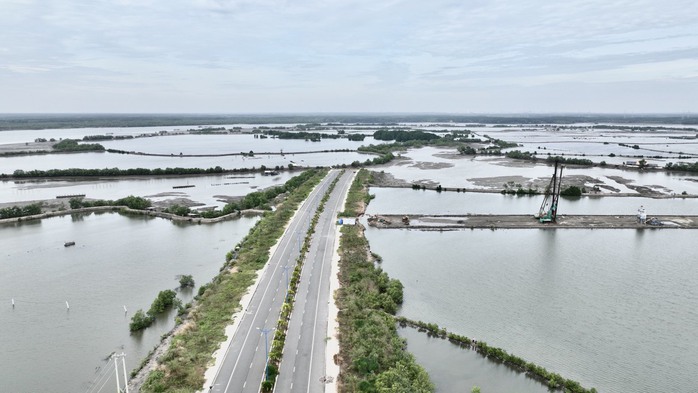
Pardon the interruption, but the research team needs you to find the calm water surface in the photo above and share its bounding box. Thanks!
[1,172,296,207]
[0,213,257,393]
[0,150,374,173]
[367,228,698,393]
[399,327,548,393]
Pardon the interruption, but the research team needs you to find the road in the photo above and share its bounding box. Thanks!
[274,169,355,393]
[209,170,341,393]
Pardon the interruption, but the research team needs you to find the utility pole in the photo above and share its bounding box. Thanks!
[257,327,275,381]
[297,230,301,253]
[282,265,291,298]
[114,354,120,393]
[112,353,130,393]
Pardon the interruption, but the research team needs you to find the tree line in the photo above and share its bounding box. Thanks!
[9,166,226,178]
[52,139,105,152]
[0,203,42,219]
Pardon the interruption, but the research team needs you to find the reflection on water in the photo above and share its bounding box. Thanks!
[0,213,257,393]
[399,327,548,393]
[367,228,698,393]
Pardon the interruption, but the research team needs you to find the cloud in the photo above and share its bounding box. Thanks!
[0,0,697,112]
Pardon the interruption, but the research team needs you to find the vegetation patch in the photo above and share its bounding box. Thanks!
[8,166,225,178]
[560,186,583,197]
[130,290,180,332]
[395,317,597,393]
[139,169,327,392]
[52,138,105,152]
[0,203,42,219]
[336,170,433,392]
[70,195,151,210]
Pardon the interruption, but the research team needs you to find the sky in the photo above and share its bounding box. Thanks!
[1,0,697,113]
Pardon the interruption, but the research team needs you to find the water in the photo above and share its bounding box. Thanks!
[98,134,383,155]
[399,327,548,393]
[366,228,698,393]
[0,150,375,173]
[0,172,296,208]
[366,187,698,216]
[0,212,257,393]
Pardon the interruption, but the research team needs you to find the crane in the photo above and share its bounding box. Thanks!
[535,160,563,223]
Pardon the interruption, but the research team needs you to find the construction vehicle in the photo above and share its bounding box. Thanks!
[535,160,563,223]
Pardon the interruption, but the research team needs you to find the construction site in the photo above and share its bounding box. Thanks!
[367,161,698,230]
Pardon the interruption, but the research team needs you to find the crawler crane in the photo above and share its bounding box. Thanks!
[535,160,563,223]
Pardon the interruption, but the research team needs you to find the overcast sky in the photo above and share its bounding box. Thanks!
[1,0,697,113]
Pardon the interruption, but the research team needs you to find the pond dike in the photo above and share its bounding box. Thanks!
[368,214,698,230]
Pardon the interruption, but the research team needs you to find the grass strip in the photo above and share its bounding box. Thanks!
[140,168,328,393]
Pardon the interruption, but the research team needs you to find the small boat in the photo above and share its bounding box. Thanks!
[173,184,195,189]
[64,241,76,247]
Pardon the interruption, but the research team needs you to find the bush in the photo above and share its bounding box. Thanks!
[130,309,154,331]
[179,275,195,288]
[149,289,177,314]
[560,186,583,197]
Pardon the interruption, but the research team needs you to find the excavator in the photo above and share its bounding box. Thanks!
[535,160,563,223]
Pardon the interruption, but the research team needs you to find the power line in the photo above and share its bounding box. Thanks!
[85,358,115,393]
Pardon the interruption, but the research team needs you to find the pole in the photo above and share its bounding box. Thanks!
[114,354,121,393]
[257,327,275,381]
[282,265,291,297]
[120,353,129,393]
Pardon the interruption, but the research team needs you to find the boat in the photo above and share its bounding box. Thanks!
[172,184,195,189]
[64,241,76,247]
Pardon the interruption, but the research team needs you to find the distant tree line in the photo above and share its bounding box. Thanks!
[665,162,698,173]
[70,195,151,210]
[505,150,536,160]
[52,139,105,152]
[3,113,697,131]
[263,130,341,141]
[10,166,225,178]
[545,156,593,166]
[373,129,440,142]
[82,134,135,141]
[262,130,367,142]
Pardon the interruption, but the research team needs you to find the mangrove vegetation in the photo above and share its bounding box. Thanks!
[336,169,433,392]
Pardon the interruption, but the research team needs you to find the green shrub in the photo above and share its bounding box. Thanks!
[179,275,195,288]
[130,309,155,332]
[561,186,583,197]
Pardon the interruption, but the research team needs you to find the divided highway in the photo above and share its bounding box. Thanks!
[209,169,353,393]
[274,169,355,393]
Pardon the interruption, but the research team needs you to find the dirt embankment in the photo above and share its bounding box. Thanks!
[368,214,698,230]
[369,169,695,199]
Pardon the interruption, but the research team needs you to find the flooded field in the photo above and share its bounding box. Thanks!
[2,121,698,392]
[0,213,257,393]
[365,227,698,393]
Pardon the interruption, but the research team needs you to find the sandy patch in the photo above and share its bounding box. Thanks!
[0,141,55,153]
[410,161,454,170]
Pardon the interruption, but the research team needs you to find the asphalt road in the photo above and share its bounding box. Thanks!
[209,170,341,393]
[274,169,355,393]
